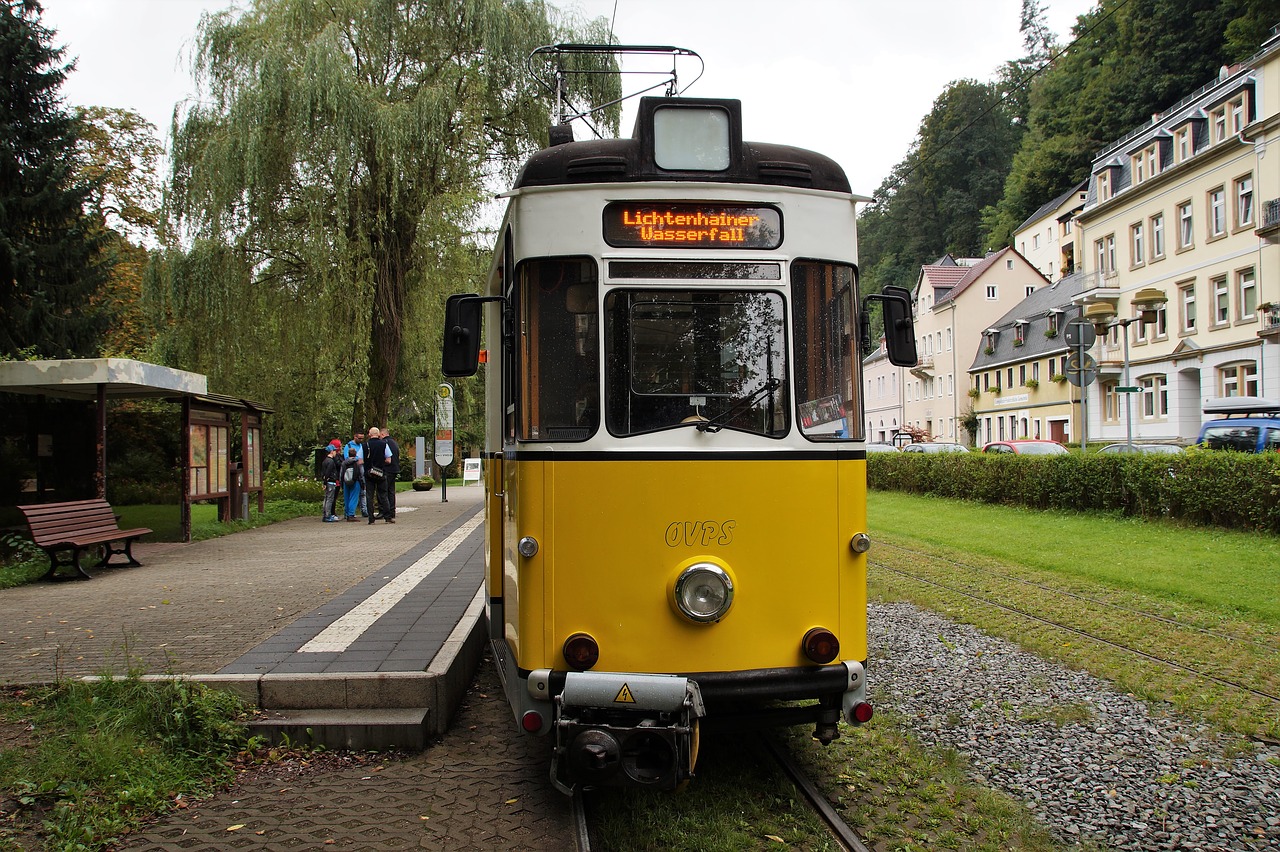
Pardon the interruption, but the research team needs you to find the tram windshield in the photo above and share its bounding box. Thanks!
[605,289,788,437]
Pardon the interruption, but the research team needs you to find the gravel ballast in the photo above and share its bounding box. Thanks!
[870,601,1280,851]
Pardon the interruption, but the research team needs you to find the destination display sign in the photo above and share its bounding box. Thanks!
[603,203,781,249]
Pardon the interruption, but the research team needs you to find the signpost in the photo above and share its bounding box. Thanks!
[1064,319,1097,450]
[435,383,454,503]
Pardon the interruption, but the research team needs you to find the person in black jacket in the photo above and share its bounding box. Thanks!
[382,426,400,520]
[364,426,394,524]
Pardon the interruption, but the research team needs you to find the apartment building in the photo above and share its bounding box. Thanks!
[1015,182,1088,283]
[969,274,1086,444]
[903,249,1047,443]
[1074,30,1280,444]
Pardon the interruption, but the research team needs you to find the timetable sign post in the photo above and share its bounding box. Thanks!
[435,383,454,468]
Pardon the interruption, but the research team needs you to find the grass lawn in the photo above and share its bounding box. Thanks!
[868,491,1280,625]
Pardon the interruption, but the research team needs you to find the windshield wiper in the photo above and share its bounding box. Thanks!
[696,379,781,433]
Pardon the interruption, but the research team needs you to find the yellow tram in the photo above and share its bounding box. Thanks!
[443,93,916,793]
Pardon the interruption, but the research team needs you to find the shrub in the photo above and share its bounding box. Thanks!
[868,450,1280,533]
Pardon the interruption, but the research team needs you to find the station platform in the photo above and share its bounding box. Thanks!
[0,483,489,749]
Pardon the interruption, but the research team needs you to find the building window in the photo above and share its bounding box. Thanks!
[1098,170,1112,201]
[1130,222,1144,267]
[1014,324,1025,346]
[1019,364,1027,385]
[946,328,952,350]
[1174,126,1191,162]
[1209,188,1226,238]
[1220,362,1258,397]
[1103,382,1120,422]
[1095,238,1107,274]
[1177,201,1193,249]
[1229,95,1246,134]
[1006,259,1014,270]
[1140,375,1168,419]
[1106,235,1116,273]
[1033,234,1040,250]
[1153,303,1168,339]
[1132,145,1157,184]
[1150,213,1164,260]
[985,285,997,300]
[1238,268,1257,320]
[1046,313,1058,337]
[1211,106,1227,144]
[1026,285,1035,297]
[1212,275,1229,326]
[1236,175,1254,228]
[1180,282,1196,333]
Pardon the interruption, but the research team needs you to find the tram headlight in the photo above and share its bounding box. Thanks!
[673,563,734,623]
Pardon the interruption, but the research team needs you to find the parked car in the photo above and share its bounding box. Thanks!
[1097,443,1184,455]
[982,439,1068,455]
[1196,398,1280,453]
[865,442,900,453]
[901,442,969,453]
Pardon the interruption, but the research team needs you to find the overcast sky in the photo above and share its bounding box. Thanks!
[39,0,1094,196]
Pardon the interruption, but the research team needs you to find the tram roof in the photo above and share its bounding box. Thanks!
[514,97,852,194]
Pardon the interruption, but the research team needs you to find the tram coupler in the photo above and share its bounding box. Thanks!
[813,696,841,744]
[549,672,705,795]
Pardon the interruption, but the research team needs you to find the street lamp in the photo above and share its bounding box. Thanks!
[1084,288,1168,451]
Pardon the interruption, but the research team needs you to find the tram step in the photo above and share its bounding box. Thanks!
[248,706,431,751]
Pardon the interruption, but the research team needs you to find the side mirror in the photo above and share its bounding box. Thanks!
[862,285,917,367]
[442,294,483,377]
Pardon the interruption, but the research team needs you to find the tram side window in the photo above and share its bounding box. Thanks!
[517,257,599,441]
[791,261,860,441]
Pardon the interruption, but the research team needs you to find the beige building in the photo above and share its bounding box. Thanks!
[968,274,1087,444]
[903,249,1048,443]
[862,338,904,443]
[1015,182,1088,283]
[1074,31,1280,444]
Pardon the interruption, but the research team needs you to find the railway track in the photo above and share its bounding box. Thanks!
[761,733,871,852]
[869,541,1280,715]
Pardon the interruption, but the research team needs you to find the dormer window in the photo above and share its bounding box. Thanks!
[1013,322,1026,346]
[1047,312,1060,337]
[1131,144,1158,184]
[1097,169,1113,201]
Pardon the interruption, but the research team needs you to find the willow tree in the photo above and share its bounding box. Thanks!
[151,0,617,446]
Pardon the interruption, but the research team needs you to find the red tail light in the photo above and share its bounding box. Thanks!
[801,627,840,664]
[851,702,874,724]
[521,710,544,732]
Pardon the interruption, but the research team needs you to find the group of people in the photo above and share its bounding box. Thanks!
[319,426,399,524]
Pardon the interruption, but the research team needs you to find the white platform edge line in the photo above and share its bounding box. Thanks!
[298,513,484,653]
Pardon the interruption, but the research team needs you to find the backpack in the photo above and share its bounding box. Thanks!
[343,464,355,484]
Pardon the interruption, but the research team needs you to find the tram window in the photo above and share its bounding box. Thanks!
[604,289,788,437]
[516,257,599,441]
[792,260,860,442]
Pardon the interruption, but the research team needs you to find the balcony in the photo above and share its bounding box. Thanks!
[1260,302,1280,342]
[1256,198,1280,239]
[910,356,935,379]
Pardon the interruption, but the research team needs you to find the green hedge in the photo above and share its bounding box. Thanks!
[868,451,1280,533]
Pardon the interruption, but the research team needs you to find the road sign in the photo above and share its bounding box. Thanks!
[1115,386,1141,393]
[1064,350,1097,388]
[1064,318,1096,347]
[435,383,455,468]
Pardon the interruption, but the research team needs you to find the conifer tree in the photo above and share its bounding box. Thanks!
[0,0,106,358]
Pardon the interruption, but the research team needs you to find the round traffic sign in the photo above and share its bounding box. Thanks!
[1064,319,1096,347]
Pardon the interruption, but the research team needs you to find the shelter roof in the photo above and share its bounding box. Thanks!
[0,358,207,400]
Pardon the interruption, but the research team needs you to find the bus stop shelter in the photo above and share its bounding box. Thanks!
[0,358,269,541]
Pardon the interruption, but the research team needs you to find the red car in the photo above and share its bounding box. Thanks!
[982,439,1068,455]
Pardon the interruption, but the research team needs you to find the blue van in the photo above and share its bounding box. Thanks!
[1196,398,1280,453]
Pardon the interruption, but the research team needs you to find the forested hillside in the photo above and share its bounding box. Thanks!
[857,0,1278,298]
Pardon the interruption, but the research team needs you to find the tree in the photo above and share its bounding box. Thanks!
[75,106,164,357]
[0,0,106,359]
[859,79,1023,296]
[152,0,618,451]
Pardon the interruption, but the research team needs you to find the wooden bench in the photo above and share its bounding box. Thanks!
[17,499,152,581]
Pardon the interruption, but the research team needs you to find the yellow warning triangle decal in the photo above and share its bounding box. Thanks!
[614,683,636,704]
